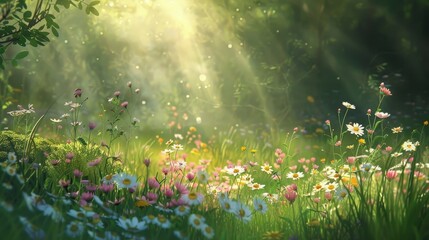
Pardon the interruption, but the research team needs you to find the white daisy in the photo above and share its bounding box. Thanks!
[342,102,356,109]
[286,172,304,180]
[402,140,416,152]
[66,221,84,237]
[260,163,273,174]
[346,123,364,136]
[114,173,138,189]
[181,192,204,206]
[116,217,148,232]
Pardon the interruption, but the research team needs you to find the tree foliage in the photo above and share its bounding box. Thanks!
[0,0,100,69]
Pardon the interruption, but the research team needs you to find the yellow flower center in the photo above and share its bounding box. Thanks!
[293,173,299,178]
[353,126,359,132]
[188,192,197,200]
[239,209,245,217]
[193,219,200,225]
[122,178,131,185]
[253,183,260,189]
[328,185,335,190]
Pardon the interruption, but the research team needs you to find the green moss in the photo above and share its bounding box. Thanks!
[0,130,55,163]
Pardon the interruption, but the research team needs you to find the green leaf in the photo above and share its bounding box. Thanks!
[51,27,59,37]
[89,1,100,7]
[14,51,29,60]
[23,11,32,19]
[77,137,87,146]
[89,7,99,16]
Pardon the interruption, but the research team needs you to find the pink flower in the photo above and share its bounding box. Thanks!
[367,109,372,115]
[59,179,70,188]
[380,87,392,96]
[51,159,60,166]
[86,184,97,192]
[73,169,83,178]
[148,177,160,189]
[164,188,174,198]
[335,141,342,147]
[146,192,158,203]
[284,190,298,204]
[375,112,390,119]
[114,91,120,97]
[120,101,128,108]
[81,192,94,201]
[88,122,96,130]
[174,182,189,195]
[386,170,397,180]
[144,158,151,167]
[186,173,195,181]
[325,192,333,201]
[74,88,82,98]
[385,146,393,152]
[66,152,74,160]
[325,120,330,125]
[347,156,356,164]
[88,157,102,167]
[99,184,114,193]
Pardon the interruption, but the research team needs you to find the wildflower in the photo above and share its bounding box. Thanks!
[172,144,184,151]
[148,177,160,189]
[335,188,348,200]
[261,163,273,174]
[424,120,429,126]
[346,145,354,150]
[379,83,392,96]
[197,170,209,183]
[181,192,204,206]
[284,190,298,204]
[402,140,416,152]
[143,158,151,167]
[262,231,284,240]
[367,109,372,116]
[120,101,128,108]
[358,138,366,145]
[262,193,279,203]
[88,122,96,130]
[7,152,17,163]
[391,152,403,157]
[233,203,252,223]
[286,172,304,180]
[88,157,102,167]
[186,172,195,181]
[74,88,83,98]
[226,165,245,176]
[4,165,17,176]
[241,146,246,151]
[386,170,398,180]
[253,197,268,214]
[102,174,115,184]
[66,221,84,237]
[360,163,373,173]
[154,215,171,229]
[324,182,339,192]
[346,123,364,136]
[248,182,265,190]
[200,224,215,239]
[375,112,390,119]
[219,197,238,213]
[114,173,138,189]
[342,102,356,109]
[114,91,121,97]
[335,141,342,146]
[81,192,94,201]
[391,127,403,134]
[188,214,205,230]
[174,205,191,216]
[116,217,148,232]
[19,217,45,239]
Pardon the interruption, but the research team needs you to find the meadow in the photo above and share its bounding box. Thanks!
[1,82,428,240]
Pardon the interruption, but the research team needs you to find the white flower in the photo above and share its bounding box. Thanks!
[247,182,265,190]
[66,221,84,237]
[253,197,268,214]
[116,217,148,232]
[154,215,171,229]
[219,197,237,213]
[375,112,390,119]
[286,172,304,180]
[323,182,339,192]
[391,127,403,133]
[262,193,279,203]
[114,173,138,189]
[342,102,356,109]
[402,140,416,152]
[174,205,190,216]
[200,223,215,239]
[181,192,204,206]
[188,214,205,230]
[172,144,184,151]
[197,170,209,183]
[50,118,62,123]
[346,123,364,136]
[7,152,17,163]
[225,166,245,176]
[391,152,403,157]
[233,203,252,223]
[260,163,273,174]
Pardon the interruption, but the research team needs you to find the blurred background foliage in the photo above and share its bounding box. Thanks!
[1,0,429,134]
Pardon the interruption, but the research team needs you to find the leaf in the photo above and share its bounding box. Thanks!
[23,11,32,19]
[77,137,87,146]
[89,1,100,7]
[51,27,59,37]
[89,7,99,16]
[14,51,29,60]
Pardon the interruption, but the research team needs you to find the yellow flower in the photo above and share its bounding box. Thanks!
[262,231,284,240]
[320,158,326,164]
[189,126,197,132]
[424,121,429,126]
[250,149,257,154]
[358,138,366,145]
[346,145,354,150]
[241,146,246,152]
